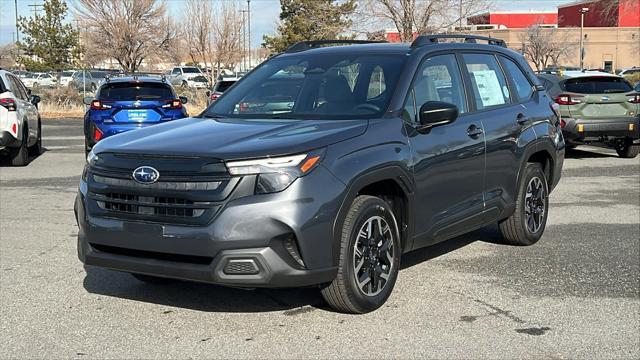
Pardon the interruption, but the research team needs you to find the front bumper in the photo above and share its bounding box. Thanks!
[75,165,345,287]
[562,116,640,143]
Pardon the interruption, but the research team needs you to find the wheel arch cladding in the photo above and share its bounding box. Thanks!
[524,149,554,188]
[331,167,415,267]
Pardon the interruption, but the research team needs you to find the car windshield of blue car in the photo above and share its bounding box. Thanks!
[203,53,407,120]
[99,82,174,101]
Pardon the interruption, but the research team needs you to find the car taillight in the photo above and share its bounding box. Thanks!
[93,126,103,142]
[560,119,566,128]
[0,98,17,111]
[210,92,222,101]
[628,93,640,104]
[555,94,583,105]
[90,100,112,110]
[162,99,182,109]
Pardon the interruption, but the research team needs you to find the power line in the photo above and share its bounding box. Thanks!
[28,3,43,16]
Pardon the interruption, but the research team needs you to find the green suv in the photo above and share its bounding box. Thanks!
[538,72,640,158]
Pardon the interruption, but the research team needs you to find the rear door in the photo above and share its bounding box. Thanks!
[561,77,637,120]
[98,82,178,123]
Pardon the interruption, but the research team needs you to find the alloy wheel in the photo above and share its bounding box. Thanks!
[353,215,395,297]
[525,176,546,233]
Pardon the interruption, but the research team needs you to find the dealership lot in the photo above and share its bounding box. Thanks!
[1,119,638,358]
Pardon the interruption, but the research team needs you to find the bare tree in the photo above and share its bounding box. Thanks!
[519,26,576,71]
[211,1,244,73]
[182,0,214,78]
[73,0,177,72]
[0,43,20,69]
[357,0,494,42]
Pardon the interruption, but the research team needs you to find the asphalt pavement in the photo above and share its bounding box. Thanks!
[1,118,638,358]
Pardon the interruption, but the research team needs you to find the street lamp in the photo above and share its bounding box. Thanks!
[579,7,589,70]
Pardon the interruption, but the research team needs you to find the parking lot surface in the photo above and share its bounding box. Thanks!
[1,119,639,358]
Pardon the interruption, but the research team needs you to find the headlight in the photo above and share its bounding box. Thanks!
[86,148,97,164]
[226,151,323,194]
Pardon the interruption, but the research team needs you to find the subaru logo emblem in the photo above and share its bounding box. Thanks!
[132,166,160,184]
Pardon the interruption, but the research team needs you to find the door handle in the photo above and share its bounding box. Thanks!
[467,125,484,138]
[516,113,529,124]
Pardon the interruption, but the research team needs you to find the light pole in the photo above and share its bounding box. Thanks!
[247,0,251,70]
[14,0,19,43]
[579,7,589,70]
[240,9,247,72]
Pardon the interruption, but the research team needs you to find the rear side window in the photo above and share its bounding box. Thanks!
[563,77,633,94]
[215,81,236,92]
[462,53,511,110]
[182,67,201,74]
[98,82,174,101]
[500,56,532,102]
[0,76,6,93]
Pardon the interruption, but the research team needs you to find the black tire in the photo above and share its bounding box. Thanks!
[10,127,29,166]
[28,119,42,156]
[84,138,91,158]
[498,163,548,246]
[131,273,175,284]
[321,195,401,314]
[181,81,188,88]
[615,142,639,158]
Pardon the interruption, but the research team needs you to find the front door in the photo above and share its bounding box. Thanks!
[405,53,486,248]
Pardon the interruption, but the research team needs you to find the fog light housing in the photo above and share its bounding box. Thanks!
[283,235,305,268]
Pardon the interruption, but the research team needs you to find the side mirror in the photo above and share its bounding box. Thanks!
[30,95,40,106]
[82,96,93,105]
[418,101,458,131]
[27,88,32,96]
[179,96,188,104]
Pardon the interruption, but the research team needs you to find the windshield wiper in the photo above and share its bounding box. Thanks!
[603,89,627,93]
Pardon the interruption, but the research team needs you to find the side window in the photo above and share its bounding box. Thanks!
[14,77,29,100]
[367,66,386,100]
[499,56,533,102]
[462,53,511,110]
[7,75,27,100]
[402,89,416,122]
[411,54,467,119]
[172,68,180,75]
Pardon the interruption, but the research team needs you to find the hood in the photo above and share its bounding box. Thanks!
[93,117,368,160]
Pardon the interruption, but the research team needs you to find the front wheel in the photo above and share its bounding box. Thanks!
[321,195,401,313]
[615,140,639,158]
[498,163,548,246]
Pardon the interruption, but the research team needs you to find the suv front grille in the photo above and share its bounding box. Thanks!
[94,192,207,218]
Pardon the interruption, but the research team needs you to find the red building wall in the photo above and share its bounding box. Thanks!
[558,0,639,27]
[468,12,557,28]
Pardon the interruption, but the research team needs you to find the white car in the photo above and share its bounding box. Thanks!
[22,72,57,89]
[0,70,42,166]
[618,67,640,76]
[167,66,208,88]
[58,70,76,87]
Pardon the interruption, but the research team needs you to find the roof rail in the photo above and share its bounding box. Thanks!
[284,40,387,53]
[411,34,507,48]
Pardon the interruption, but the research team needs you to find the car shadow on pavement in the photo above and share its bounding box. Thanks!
[83,226,505,313]
[564,147,618,159]
[83,266,326,313]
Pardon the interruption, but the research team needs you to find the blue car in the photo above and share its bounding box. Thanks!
[83,77,188,154]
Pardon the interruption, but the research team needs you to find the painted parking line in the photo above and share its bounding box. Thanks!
[44,145,85,150]
[44,136,86,140]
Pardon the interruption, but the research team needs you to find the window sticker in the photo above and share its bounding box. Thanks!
[471,70,506,107]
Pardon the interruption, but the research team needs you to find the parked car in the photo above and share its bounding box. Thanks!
[0,69,42,166]
[21,72,57,89]
[82,76,188,155]
[77,36,564,313]
[206,76,240,105]
[538,72,639,157]
[70,70,109,92]
[618,67,640,76]
[166,66,206,88]
[57,70,76,87]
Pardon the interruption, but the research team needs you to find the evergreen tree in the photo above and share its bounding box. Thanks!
[263,0,356,53]
[17,0,79,71]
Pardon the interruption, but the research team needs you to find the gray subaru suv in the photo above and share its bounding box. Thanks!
[76,36,565,313]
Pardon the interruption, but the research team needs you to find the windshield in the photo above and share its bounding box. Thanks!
[183,67,201,74]
[204,53,407,120]
[98,82,174,101]
[563,77,633,94]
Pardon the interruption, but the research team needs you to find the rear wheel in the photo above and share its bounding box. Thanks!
[321,195,401,313]
[28,119,42,156]
[10,127,29,166]
[615,140,639,158]
[498,163,548,246]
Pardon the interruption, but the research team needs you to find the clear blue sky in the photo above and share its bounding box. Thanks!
[0,0,574,46]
